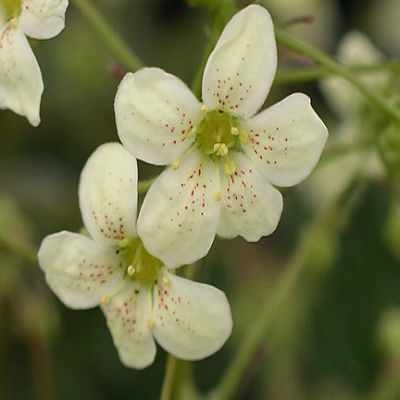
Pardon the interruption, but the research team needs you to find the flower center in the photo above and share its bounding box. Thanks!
[1,0,22,21]
[193,109,249,175]
[118,237,160,284]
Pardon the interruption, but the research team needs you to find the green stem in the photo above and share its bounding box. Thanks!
[71,0,144,72]
[138,177,156,194]
[0,233,38,267]
[275,63,400,85]
[213,174,365,400]
[275,28,400,124]
[159,354,179,400]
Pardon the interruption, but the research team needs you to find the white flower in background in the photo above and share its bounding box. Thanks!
[115,5,328,268]
[0,0,68,126]
[305,31,387,210]
[38,143,232,369]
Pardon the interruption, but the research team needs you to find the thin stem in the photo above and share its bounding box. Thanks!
[138,177,156,194]
[275,27,400,124]
[159,354,179,400]
[0,233,38,267]
[71,0,144,72]
[213,173,365,400]
[275,63,400,85]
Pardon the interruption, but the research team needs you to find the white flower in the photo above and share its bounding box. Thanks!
[114,4,328,268]
[38,143,232,369]
[0,0,68,126]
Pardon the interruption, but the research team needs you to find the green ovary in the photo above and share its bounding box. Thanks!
[119,238,160,284]
[1,0,22,20]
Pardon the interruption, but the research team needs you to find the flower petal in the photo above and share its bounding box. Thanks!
[79,143,138,247]
[242,93,328,187]
[0,24,43,126]
[101,281,156,369]
[137,151,220,268]
[115,68,204,166]
[217,153,283,241]
[38,231,124,309]
[152,269,232,360]
[202,5,277,120]
[19,0,68,39]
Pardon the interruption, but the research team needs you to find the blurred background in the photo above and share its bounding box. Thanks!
[1,0,400,399]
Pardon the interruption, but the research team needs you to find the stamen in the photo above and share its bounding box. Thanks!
[187,125,198,139]
[119,237,130,248]
[231,127,239,136]
[100,296,109,305]
[162,276,170,286]
[214,143,229,157]
[146,317,154,329]
[239,128,249,145]
[172,160,180,170]
[215,191,222,201]
[10,18,18,27]
[200,104,208,114]
[224,160,237,175]
[100,277,129,306]
[127,265,135,276]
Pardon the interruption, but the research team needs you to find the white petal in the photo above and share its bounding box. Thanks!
[242,93,328,187]
[0,24,43,126]
[202,5,277,120]
[79,143,138,247]
[38,231,124,309]
[152,269,232,360]
[19,0,68,39]
[217,153,283,241]
[137,151,220,268]
[101,281,156,369]
[115,68,204,166]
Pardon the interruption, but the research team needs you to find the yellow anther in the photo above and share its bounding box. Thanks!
[224,160,237,175]
[231,127,239,136]
[100,296,109,305]
[127,265,135,276]
[162,276,170,286]
[146,317,154,329]
[119,237,130,248]
[187,125,198,139]
[213,143,229,157]
[10,18,18,28]
[215,191,222,201]
[239,128,249,145]
[172,160,180,170]
[201,104,208,113]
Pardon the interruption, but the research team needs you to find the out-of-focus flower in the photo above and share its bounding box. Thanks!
[0,0,68,126]
[38,143,232,369]
[115,4,328,268]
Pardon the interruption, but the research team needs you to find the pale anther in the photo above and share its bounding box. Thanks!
[146,317,154,329]
[239,128,249,145]
[163,276,170,286]
[10,18,18,28]
[100,296,109,305]
[200,104,208,113]
[215,191,222,201]
[214,143,229,157]
[231,127,239,136]
[187,125,198,139]
[127,265,135,276]
[224,160,237,175]
[119,238,130,248]
[172,160,180,170]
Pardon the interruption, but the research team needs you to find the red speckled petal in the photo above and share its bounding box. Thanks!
[152,269,232,360]
[241,93,328,187]
[217,153,283,241]
[115,68,204,166]
[79,143,138,247]
[137,151,220,268]
[0,23,43,126]
[38,231,124,309]
[101,281,156,369]
[202,5,277,120]
[19,0,68,40]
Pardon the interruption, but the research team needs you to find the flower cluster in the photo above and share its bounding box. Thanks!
[0,0,68,126]
[38,5,327,368]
